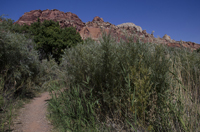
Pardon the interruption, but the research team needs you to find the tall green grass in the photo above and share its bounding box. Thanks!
[48,33,200,131]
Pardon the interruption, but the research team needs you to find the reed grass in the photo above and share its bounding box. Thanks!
[48,32,200,131]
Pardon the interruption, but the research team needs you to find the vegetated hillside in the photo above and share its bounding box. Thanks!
[15,9,200,50]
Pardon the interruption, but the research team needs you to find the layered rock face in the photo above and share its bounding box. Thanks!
[15,9,85,31]
[15,9,200,50]
[80,16,118,40]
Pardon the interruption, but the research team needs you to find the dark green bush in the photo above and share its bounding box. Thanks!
[30,18,83,64]
[197,47,200,53]
[0,17,45,109]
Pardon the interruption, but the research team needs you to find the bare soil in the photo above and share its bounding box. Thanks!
[12,92,53,132]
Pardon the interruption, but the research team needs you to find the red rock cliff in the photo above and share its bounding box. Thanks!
[15,9,200,50]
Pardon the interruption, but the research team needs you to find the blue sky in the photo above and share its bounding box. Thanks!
[1,0,200,44]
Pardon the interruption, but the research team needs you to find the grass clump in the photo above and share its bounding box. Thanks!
[48,32,200,131]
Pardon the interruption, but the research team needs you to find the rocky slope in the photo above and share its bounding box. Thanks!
[15,9,200,50]
[15,9,85,31]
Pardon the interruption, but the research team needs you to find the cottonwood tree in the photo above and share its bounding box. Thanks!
[31,18,83,64]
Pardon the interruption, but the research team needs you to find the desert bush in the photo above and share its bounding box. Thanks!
[0,17,47,131]
[0,23,42,95]
[48,33,200,131]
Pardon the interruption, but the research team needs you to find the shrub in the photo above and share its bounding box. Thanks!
[31,18,83,64]
[1,17,83,64]
[48,32,200,131]
[196,47,200,53]
[0,17,47,131]
[0,23,41,94]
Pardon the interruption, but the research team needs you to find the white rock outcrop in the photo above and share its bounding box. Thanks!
[163,34,171,41]
[117,22,142,32]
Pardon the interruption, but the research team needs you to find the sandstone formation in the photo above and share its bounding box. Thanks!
[15,9,85,31]
[15,9,200,50]
[163,34,171,41]
[92,16,104,22]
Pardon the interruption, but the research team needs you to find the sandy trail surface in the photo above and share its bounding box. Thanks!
[12,92,53,132]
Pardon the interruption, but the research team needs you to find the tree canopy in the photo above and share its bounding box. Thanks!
[30,18,83,63]
[3,17,83,64]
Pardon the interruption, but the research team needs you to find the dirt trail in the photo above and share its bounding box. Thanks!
[12,92,53,132]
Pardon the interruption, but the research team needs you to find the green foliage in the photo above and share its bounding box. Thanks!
[0,16,45,96]
[31,18,83,64]
[83,37,95,44]
[49,84,98,132]
[196,47,200,53]
[0,16,30,35]
[48,33,200,131]
[129,57,153,125]
[2,15,200,131]
[0,15,83,131]
[0,95,3,110]
[0,17,47,131]
[0,17,14,30]
[1,16,83,64]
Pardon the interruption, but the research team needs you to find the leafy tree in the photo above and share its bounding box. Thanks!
[0,15,14,31]
[0,16,31,36]
[0,16,83,64]
[31,18,83,64]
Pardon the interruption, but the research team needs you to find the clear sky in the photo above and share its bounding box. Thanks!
[1,0,200,44]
